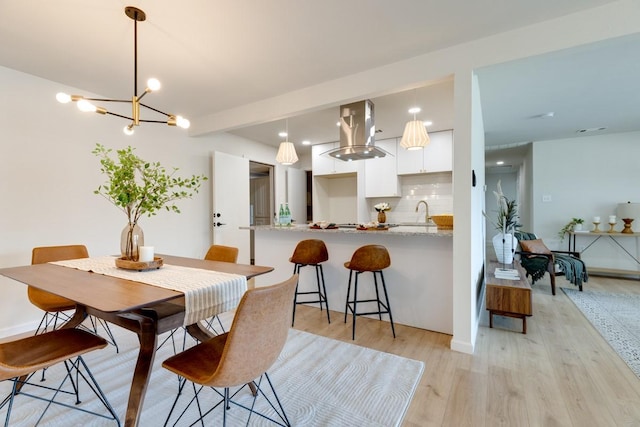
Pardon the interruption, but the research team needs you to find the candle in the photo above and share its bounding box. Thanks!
[609,215,616,224]
[139,246,154,262]
[593,216,600,223]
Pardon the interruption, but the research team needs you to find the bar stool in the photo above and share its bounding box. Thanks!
[344,244,395,340]
[290,239,331,326]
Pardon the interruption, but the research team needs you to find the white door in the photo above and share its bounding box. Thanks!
[212,151,250,264]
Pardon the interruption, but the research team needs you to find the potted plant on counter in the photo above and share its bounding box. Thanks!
[93,143,207,261]
[374,202,391,223]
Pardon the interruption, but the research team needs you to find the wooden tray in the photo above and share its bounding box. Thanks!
[115,256,164,271]
[310,225,339,230]
[357,226,389,231]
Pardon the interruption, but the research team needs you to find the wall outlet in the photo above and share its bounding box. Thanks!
[542,194,552,202]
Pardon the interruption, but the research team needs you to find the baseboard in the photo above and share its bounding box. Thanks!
[450,338,475,354]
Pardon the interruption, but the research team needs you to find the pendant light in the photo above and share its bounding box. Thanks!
[276,119,299,165]
[400,107,430,150]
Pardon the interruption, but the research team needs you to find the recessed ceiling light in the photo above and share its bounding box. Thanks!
[423,121,433,127]
[336,121,341,127]
[576,127,607,133]
[531,112,555,119]
[408,107,421,114]
[496,161,504,165]
[301,140,311,145]
[278,131,287,138]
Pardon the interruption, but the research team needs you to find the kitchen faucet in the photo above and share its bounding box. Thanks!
[415,200,431,224]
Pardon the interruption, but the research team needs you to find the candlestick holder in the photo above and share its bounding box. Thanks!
[608,222,616,233]
[592,221,601,233]
[621,218,634,234]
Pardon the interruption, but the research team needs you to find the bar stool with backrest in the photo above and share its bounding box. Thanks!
[289,239,330,326]
[344,244,396,340]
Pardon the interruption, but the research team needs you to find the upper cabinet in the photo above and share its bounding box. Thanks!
[397,129,453,175]
[312,142,360,176]
[364,139,400,198]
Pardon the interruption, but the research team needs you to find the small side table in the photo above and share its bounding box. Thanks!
[486,260,532,333]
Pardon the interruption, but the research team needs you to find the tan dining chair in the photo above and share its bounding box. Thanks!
[162,274,298,426]
[0,328,119,425]
[30,245,119,352]
[204,244,239,264]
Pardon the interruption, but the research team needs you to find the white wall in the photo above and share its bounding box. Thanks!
[531,131,640,271]
[0,65,282,336]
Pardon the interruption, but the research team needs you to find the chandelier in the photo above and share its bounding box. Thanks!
[56,7,189,135]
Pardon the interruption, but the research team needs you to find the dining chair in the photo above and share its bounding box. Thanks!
[0,328,120,425]
[162,274,298,426]
[31,245,119,352]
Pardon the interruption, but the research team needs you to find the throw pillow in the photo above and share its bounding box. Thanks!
[519,239,552,255]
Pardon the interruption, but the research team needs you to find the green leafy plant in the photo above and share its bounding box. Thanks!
[558,217,584,240]
[488,180,521,233]
[93,143,207,259]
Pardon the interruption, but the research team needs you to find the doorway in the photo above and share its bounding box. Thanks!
[249,161,274,263]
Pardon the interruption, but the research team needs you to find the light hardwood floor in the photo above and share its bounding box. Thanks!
[291,273,640,426]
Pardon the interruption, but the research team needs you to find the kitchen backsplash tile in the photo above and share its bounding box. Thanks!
[367,172,453,223]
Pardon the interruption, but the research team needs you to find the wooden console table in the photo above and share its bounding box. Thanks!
[568,231,640,277]
[486,259,532,334]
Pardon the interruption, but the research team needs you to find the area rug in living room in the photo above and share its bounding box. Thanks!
[563,288,640,379]
[0,327,424,426]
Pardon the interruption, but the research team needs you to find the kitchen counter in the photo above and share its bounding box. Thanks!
[245,224,453,237]
[250,223,453,334]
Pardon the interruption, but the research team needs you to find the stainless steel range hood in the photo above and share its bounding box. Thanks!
[326,100,388,161]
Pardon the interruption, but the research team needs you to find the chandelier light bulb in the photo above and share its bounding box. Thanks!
[146,78,161,91]
[123,124,135,135]
[56,92,71,104]
[77,99,97,112]
[176,116,190,129]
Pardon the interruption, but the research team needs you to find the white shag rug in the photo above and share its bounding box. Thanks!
[0,325,424,426]
[563,288,640,379]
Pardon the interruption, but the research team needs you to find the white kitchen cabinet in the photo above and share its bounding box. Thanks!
[312,142,359,176]
[364,139,400,197]
[397,129,453,175]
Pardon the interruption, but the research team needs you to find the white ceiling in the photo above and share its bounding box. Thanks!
[2,0,636,165]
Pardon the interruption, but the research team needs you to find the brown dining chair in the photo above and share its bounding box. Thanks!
[30,245,119,352]
[162,274,298,426]
[204,244,239,264]
[0,328,119,425]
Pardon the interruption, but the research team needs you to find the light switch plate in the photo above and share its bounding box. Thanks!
[542,194,552,202]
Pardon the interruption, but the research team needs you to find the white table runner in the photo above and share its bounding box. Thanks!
[51,256,247,326]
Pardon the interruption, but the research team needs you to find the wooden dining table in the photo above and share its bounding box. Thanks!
[0,254,273,427]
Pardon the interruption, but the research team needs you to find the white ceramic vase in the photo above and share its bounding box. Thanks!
[492,233,517,264]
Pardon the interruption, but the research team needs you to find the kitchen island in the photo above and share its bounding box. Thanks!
[250,225,453,334]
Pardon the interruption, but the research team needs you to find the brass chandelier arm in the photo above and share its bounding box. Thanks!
[139,102,173,118]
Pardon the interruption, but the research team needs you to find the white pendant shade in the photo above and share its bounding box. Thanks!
[400,120,430,150]
[276,141,298,165]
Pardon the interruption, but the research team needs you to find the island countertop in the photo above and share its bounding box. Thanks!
[250,223,453,334]
[244,224,453,237]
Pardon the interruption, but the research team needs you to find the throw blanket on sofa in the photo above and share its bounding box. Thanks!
[555,253,588,287]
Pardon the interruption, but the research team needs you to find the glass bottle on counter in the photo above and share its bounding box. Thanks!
[284,203,291,225]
